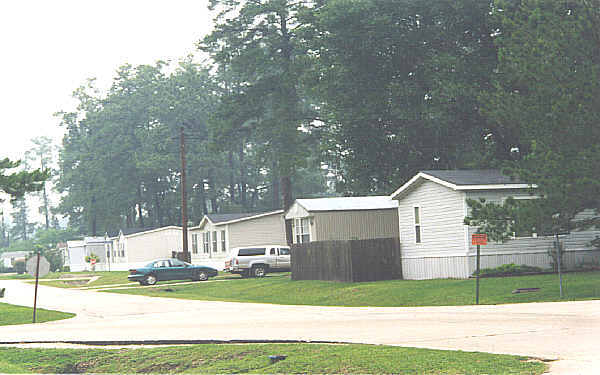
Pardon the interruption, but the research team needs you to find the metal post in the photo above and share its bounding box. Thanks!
[476,244,481,305]
[180,126,190,263]
[33,252,40,323]
[556,233,563,298]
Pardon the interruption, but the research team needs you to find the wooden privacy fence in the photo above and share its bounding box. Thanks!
[291,237,402,282]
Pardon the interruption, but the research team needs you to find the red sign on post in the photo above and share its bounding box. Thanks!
[90,258,97,265]
[472,233,488,246]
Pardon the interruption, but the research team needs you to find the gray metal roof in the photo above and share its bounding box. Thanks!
[421,169,523,186]
[296,196,398,212]
[206,212,268,224]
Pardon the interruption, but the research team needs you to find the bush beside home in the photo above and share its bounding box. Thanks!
[475,263,544,277]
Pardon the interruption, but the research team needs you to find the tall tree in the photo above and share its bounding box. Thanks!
[0,157,48,202]
[482,0,600,227]
[200,0,316,210]
[302,0,501,194]
[25,136,56,230]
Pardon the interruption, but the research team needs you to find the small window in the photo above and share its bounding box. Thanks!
[238,248,266,256]
[203,232,210,253]
[294,218,311,243]
[221,230,226,252]
[279,247,290,256]
[414,206,422,244]
[270,248,276,255]
[212,231,218,252]
[192,234,198,254]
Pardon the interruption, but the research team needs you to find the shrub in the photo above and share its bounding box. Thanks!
[14,260,26,274]
[475,263,543,277]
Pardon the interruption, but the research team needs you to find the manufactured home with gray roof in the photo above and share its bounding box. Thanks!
[391,169,599,279]
[189,210,286,269]
[284,196,399,244]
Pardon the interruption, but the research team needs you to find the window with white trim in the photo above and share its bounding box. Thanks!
[212,231,218,252]
[203,232,210,253]
[221,230,226,252]
[414,206,422,243]
[192,234,198,254]
[294,218,310,243]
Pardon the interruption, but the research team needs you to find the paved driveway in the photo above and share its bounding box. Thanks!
[1,280,598,374]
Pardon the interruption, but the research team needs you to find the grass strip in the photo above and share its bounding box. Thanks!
[0,343,546,374]
[106,270,600,306]
[0,303,75,326]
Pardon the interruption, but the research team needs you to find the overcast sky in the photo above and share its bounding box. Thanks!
[1,0,214,220]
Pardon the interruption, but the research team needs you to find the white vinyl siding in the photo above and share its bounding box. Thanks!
[397,180,466,260]
[228,213,287,249]
[121,227,181,263]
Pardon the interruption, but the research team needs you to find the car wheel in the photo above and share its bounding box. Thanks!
[194,271,209,281]
[145,274,157,286]
[252,265,266,278]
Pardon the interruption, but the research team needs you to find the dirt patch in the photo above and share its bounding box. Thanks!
[62,279,91,286]
[59,274,94,279]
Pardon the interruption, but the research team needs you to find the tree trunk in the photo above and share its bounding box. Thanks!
[228,149,236,205]
[272,160,281,209]
[137,185,144,228]
[239,142,247,209]
[91,195,97,237]
[281,175,292,211]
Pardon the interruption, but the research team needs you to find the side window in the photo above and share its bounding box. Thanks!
[270,248,276,255]
[238,248,266,256]
[192,234,198,254]
[212,231,218,252]
[221,230,226,252]
[170,259,185,267]
[279,248,290,256]
[414,206,422,244]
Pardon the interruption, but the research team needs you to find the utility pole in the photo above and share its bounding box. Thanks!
[180,126,190,263]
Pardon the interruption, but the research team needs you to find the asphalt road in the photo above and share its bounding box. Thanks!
[1,279,599,374]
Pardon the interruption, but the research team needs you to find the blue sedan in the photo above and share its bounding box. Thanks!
[128,258,218,285]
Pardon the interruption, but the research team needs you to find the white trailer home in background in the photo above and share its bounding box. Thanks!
[107,226,183,271]
[284,196,399,244]
[188,211,286,270]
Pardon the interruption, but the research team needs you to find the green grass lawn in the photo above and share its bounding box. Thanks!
[0,270,240,289]
[0,303,75,326]
[0,344,546,374]
[106,271,600,307]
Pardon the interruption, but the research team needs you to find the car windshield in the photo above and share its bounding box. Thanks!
[144,262,155,268]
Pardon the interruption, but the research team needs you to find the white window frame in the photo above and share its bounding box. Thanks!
[203,232,210,253]
[221,230,226,252]
[192,234,198,254]
[212,231,218,252]
[414,205,422,244]
[294,217,311,244]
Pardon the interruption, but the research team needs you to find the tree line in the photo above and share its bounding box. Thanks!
[3,0,598,241]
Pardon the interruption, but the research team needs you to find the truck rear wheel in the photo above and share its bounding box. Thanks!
[252,265,266,278]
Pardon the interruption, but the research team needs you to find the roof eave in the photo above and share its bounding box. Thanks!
[217,210,284,225]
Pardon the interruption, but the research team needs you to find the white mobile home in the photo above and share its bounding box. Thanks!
[284,196,399,244]
[189,211,286,269]
[391,169,600,279]
[108,226,183,271]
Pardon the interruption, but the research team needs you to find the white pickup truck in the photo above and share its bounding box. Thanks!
[225,245,291,277]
